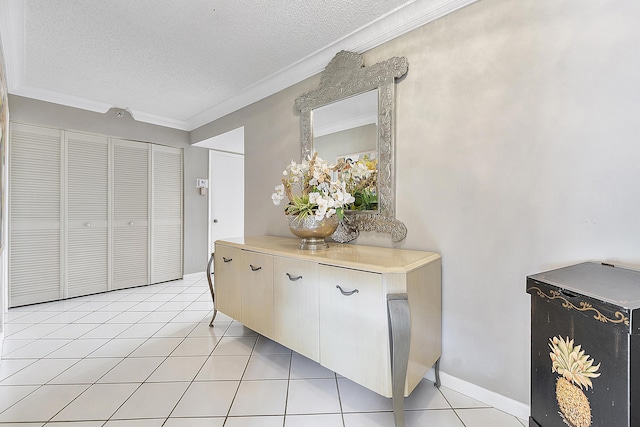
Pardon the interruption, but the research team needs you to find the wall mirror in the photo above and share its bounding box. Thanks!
[294,50,408,242]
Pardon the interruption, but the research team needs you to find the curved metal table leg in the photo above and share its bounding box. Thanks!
[434,357,441,388]
[206,252,217,327]
[388,293,410,427]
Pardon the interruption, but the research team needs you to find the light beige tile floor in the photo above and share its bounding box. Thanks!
[0,274,528,427]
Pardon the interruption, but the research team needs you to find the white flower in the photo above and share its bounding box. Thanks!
[308,192,320,204]
[344,192,355,205]
[317,196,334,210]
[271,184,285,205]
[289,160,302,175]
[352,161,371,178]
[272,192,284,205]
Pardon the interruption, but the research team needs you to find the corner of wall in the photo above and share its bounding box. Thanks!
[424,368,530,420]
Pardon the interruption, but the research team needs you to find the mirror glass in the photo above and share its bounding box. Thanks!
[311,90,379,212]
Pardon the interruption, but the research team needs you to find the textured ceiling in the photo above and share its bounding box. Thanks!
[1,0,474,131]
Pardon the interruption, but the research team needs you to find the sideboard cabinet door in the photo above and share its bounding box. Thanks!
[318,265,390,396]
[240,250,274,338]
[213,245,242,320]
[274,257,319,361]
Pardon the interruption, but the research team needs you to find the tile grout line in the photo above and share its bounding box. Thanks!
[221,326,259,426]
[334,372,347,427]
[281,350,294,427]
[160,318,227,426]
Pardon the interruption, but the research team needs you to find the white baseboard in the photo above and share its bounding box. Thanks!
[182,271,206,281]
[425,368,530,420]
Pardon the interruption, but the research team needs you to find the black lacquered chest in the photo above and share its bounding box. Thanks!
[527,262,640,427]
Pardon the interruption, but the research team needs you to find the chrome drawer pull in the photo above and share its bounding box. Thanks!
[250,264,262,271]
[222,257,232,263]
[286,273,302,281]
[336,284,359,296]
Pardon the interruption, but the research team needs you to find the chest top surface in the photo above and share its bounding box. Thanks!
[528,262,640,309]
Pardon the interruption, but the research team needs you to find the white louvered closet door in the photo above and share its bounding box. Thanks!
[112,139,150,290]
[9,123,63,307]
[151,145,183,283]
[66,132,109,297]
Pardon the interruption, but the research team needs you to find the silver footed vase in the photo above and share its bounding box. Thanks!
[287,214,339,250]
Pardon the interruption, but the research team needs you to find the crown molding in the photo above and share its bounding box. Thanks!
[127,109,190,131]
[10,84,113,114]
[2,0,477,132]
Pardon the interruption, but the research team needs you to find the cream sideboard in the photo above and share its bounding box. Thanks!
[213,235,442,427]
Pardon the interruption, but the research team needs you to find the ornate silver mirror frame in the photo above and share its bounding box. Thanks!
[294,50,408,242]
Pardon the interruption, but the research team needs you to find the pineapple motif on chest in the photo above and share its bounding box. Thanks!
[548,336,602,427]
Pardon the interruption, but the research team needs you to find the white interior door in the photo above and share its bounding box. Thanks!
[209,150,244,254]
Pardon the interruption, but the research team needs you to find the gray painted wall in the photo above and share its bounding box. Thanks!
[8,95,209,275]
[182,146,209,274]
[191,0,640,404]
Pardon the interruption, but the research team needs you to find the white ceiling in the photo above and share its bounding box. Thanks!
[0,0,474,131]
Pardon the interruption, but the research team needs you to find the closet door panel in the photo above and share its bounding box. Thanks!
[9,123,62,307]
[66,132,109,297]
[113,225,148,288]
[112,139,149,289]
[151,145,182,283]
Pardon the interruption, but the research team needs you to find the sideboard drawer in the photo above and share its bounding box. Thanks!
[318,265,390,396]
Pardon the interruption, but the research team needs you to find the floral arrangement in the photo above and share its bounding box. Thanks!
[337,154,378,211]
[272,152,355,221]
